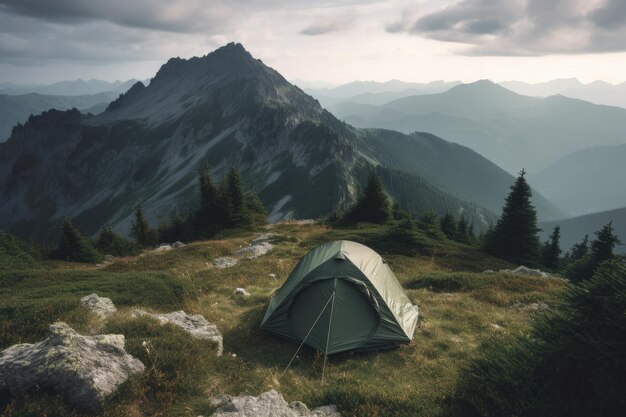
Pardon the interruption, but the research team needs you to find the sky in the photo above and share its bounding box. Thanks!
[1,0,626,85]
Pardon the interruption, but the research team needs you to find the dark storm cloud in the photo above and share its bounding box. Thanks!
[387,0,626,56]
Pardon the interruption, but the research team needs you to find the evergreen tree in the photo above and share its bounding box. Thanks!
[483,169,541,266]
[456,216,471,244]
[570,235,589,261]
[95,225,137,256]
[541,225,562,270]
[419,210,444,239]
[130,205,158,247]
[221,167,253,228]
[440,212,458,240]
[392,202,411,221]
[55,218,102,263]
[196,166,224,236]
[158,211,187,243]
[386,217,426,255]
[468,221,476,244]
[345,170,392,224]
[567,222,621,283]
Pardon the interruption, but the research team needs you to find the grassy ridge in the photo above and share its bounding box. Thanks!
[0,223,564,416]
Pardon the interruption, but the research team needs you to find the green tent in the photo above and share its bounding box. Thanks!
[261,240,419,354]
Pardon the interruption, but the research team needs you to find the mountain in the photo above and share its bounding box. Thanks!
[306,80,460,100]
[0,91,122,142]
[531,144,626,216]
[540,207,626,255]
[331,80,626,174]
[500,79,626,109]
[0,43,562,242]
[0,79,138,96]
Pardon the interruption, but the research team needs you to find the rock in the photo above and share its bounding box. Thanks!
[211,390,341,417]
[133,310,223,356]
[482,269,495,274]
[172,241,185,248]
[500,265,552,278]
[269,273,277,279]
[234,288,250,297]
[155,244,172,252]
[490,323,505,331]
[214,257,239,268]
[512,302,550,312]
[80,293,117,318]
[0,322,144,413]
[236,234,276,259]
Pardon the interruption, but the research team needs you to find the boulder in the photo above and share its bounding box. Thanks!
[80,293,117,318]
[234,288,250,297]
[211,390,341,417]
[500,265,552,278]
[0,322,144,413]
[172,241,185,248]
[133,310,223,356]
[236,234,276,259]
[213,257,239,269]
[155,244,172,252]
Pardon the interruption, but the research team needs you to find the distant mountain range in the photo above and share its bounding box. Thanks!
[531,144,626,216]
[541,207,626,255]
[0,92,122,142]
[0,79,138,96]
[318,80,626,175]
[0,43,562,242]
[500,79,626,109]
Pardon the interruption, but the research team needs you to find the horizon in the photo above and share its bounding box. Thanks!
[1,1,626,85]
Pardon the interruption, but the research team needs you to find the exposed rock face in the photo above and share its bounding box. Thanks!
[80,293,117,318]
[0,322,144,413]
[211,390,341,417]
[213,257,239,269]
[236,233,276,259]
[133,310,223,356]
[500,265,554,278]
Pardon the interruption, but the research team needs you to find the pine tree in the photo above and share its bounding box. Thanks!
[570,235,589,261]
[196,166,224,236]
[483,169,541,266]
[456,216,471,244]
[95,225,136,256]
[130,205,158,247]
[541,225,561,270]
[567,222,621,283]
[345,170,392,224]
[419,210,444,239]
[55,218,102,263]
[221,167,252,228]
[440,212,458,240]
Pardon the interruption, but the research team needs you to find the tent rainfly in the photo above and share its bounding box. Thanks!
[261,240,419,354]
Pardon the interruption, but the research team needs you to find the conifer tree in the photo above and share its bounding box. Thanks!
[483,169,541,266]
[570,235,589,261]
[541,225,561,270]
[196,166,224,235]
[345,170,392,224]
[419,210,444,239]
[130,205,158,247]
[95,225,136,256]
[55,218,102,263]
[440,212,458,240]
[456,216,471,244]
[221,167,252,228]
[567,222,621,283]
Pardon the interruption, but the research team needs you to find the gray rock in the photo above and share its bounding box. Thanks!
[155,244,172,252]
[0,322,144,413]
[213,257,239,269]
[172,241,185,248]
[500,265,552,278]
[512,302,550,312]
[133,310,223,356]
[236,234,276,259]
[80,293,117,318]
[234,288,251,297]
[211,390,341,417]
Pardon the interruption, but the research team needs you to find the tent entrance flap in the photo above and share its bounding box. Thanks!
[288,277,379,354]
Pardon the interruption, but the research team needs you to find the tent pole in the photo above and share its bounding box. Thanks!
[279,289,336,380]
[321,278,337,385]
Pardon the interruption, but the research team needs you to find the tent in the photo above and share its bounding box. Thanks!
[261,240,419,354]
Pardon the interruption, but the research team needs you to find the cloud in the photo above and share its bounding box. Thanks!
[387,0,626,56]
[300,17,354,36]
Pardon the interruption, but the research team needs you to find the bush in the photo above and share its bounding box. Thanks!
[455,259,626,417]
[95,225,138,256]
[0,229,39,269]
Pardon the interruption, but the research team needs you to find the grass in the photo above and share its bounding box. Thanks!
[0,222,565,416]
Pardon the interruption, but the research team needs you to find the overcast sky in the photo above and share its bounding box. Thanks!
[1,0,626,85]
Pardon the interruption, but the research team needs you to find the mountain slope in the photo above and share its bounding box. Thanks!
[0,79,138,96]
[532,144,626,216]
[0,91,121,142]
[330,81,626,174]
[0,43,560,242]
[540,207,626,254]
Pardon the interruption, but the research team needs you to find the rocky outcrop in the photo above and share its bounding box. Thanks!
[236,233,276,259]
[133,310,223,356]
[0,322,144,413]
[80,293,117,318]
[490,265,559,279]
[213,257,239,269]
[210,390,341,417]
